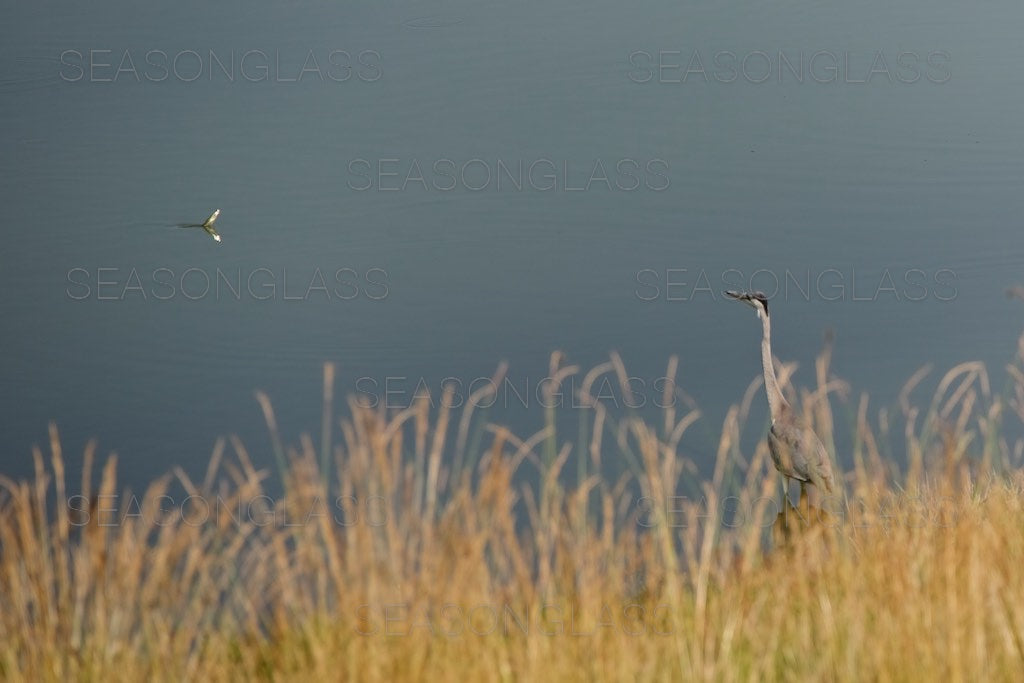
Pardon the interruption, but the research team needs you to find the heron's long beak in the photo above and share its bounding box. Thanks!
[724,290,758,309]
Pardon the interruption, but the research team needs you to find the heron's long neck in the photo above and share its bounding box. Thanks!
[760,313,788,423]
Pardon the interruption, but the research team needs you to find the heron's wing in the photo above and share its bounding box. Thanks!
[808,435,836,493]
[773,421,835,492]
[769,422,807,482]
[203,224,220,239]
[203,209,220,227]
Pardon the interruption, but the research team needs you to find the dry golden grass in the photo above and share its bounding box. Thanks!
[2,339,1024,682]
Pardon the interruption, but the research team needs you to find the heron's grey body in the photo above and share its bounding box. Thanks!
[726,290,835,496]
[179,209,222,242]
[768,414,835,494]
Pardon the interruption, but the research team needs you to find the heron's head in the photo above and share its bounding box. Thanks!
[725,290,769,319]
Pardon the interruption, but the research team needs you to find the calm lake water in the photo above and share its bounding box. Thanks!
[2,0,1023,488]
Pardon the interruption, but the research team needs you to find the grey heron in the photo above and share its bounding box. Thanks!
[725,290,836,503]
[178,209,222,243]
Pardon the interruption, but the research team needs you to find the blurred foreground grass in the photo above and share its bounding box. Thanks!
[2,338,1024,681]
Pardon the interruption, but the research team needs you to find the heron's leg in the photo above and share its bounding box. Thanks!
[773,480,791,544]
[797,481,809,526]
[781,476,797,527]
